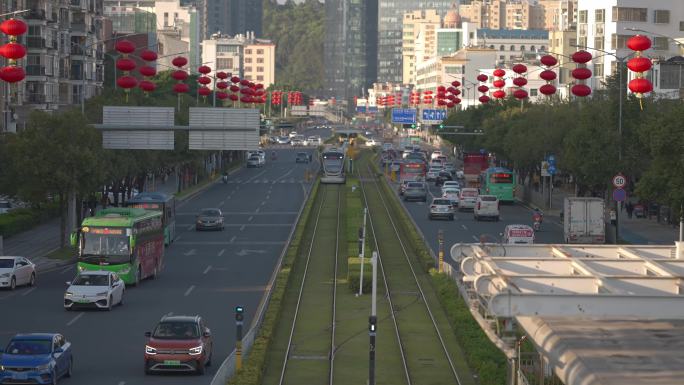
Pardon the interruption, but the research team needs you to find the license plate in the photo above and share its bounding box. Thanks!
[77,299,90,303]
[164,360,181,366]
[13,373,28,380]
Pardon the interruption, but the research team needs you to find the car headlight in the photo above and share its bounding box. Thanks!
[78,265,85,272]
[65,292,73,297]
[145,345,157,355]
[188,345,203,355]
[0,273,10,278]
[35,363,50,371]
[96,291,108,296]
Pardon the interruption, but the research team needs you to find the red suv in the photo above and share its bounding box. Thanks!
[144,315,213,375]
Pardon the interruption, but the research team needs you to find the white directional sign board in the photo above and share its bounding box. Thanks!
[188,108,260,150]
[99,106,176,150]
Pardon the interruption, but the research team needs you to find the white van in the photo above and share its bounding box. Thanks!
[503,224,535,244]
[474,195,500,221]
[458,188,479,211]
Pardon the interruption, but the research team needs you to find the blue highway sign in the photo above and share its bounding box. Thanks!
[421,109,447,123]
[391,108,417,124]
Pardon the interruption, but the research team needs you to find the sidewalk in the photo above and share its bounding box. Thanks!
[516,182,679,245]
[2,168,231,271]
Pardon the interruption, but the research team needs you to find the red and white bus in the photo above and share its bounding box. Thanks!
[399,161,427,182]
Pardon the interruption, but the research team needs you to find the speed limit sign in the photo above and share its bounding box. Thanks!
[612,174,627,188]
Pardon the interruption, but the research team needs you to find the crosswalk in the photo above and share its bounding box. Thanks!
[227,178,309,184]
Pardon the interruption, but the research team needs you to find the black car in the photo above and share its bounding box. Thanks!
[435,171,454,187]
[196,208,224,231]
[295,152,309,163]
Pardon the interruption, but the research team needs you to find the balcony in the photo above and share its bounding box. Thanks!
[26,9,46,20]
[26,37,46,49]
[26,93,46,103]
[26,65,46,76]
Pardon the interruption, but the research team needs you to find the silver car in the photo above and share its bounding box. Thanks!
[247,155,262,168]
[429,198,454,221]
[403,182,427,202]
[64,271,125,311]
[0,256,36,290]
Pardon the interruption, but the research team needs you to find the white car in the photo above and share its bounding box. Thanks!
[429,160,444,169]
[247,150,266,165]
[64,271,125,311]
[0,200,12,214]
[442,187,460,207]
[288,131,298,138]
[366,139,377,147]
[458,188,479,211]
[442,181,460,190]
[502,224,535,244]
[474,194,500,221]
[308,136,322,146]
[430,150,442,160]
[426,167,442,181]
[0,256,36,290]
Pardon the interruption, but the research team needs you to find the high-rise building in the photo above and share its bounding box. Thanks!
[538,0,577,31]
[103,0,156,34]
[378,0,452,84]
[459,0,546,30]
[324,0,378,105]
[3,0,105,132]
[402,10,442,85]
[201,32,276,88]
[154,0,202,71]
[201,0,262,39]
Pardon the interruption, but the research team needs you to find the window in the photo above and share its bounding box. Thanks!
[257,58,264,64]
[245,49,252,54]
[595,9,605,23]
[256,66,263,72]
[216,58,233,69]
[594,37,604,50]
[163,12,168,27]
[530,88,538,97]
[653,36,669,50]
[680,21,684,31]
[500,45,505,51]
[257,75,264,81]
[244,58,252,63]
[594,64,604,77]
[216,45,238,53]
[245,66,252,72]
[520,45,525,51]
[257,49,264,54]
[612,7,647,22]
[499,55,505,60]
[510,45,515,51]
[654,10,670,24]
[579,10,587,23]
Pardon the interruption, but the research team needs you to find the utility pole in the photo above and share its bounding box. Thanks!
[235,305,244,370]
[368,252,378,385]
[358,207,367,295]
[438,229,444,273]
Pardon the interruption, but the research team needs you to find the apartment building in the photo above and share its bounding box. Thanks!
[201,32,275,88]
[538,0,577,31]
[243,38,275,87]
[154,0,201,71]
[460,0,546,30]
[472,28,549,65]
[402,10,441,85]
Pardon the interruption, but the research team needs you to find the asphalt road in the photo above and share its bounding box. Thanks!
[0,147,319,385]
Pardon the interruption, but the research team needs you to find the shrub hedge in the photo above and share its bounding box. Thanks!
[226,181,320,385]
[0,204,60,238]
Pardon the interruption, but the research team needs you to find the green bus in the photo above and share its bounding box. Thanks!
[71,208,164,285]
[125,192,176,246]
[480,167,516,203]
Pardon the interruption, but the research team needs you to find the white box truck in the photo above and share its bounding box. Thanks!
[564,197,606,244]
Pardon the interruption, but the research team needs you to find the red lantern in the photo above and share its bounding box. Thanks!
[571,84,591,97]
[446,102,455,108]
[198,65,211,74]
[173,83,189,93]
[172,70,188,81]
[627,35,652,52]
[628,78,653,96]
[229,85,240,93]
[512,77,527,87]
[539,84,556,95]
[240,79,250,86]
[513,89,528,100]
[453,97,461,104]
[627,57,652,73]
[451,80,461,87]
[198,76,211,85]
[571,50,592,64]
[198,87,211,96]
[0,19,27,36]
[216,81,228,89]
[571,67,592,80]
[0,66,24,83]
[477,85,489,93]
[437,100,447,106]
[255,83,264,89]
[476,74,488,82]
[512,64,527,74]
[139,80,155,92]
[216,71,228,79]
[0,43,25,60]
[140,50,157,61]
[139,66,156,77]
[116,58,136,72]
[437,85,446,92]
[540,55,558,67]
[116,76,137,89]
[171,56,188,67]
[227,94,238,101]
[216,92,228,100]
[479,95,490,104]
[231,76,240,83]
[493,69,506,77]
[240,96,251,103]
[492,90,506,99]
[539,70,557,81]
[115,40,135,54]
[451,89,461,96]
[492,79,505,88]
[446,87,456,93]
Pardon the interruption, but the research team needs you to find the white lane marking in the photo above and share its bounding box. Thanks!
[220,200,225,206]
[461,224,467,230]
[255,207,261,213]
[203,265,212,275]
[226,196,231,200]
[244,169,268,183]
[274,168,294,182]
[117,381,126,385]
[21,287,37,296]
[229,236,237,243]
[218,249,226,257]
[184,285,195,297]
[176,235,182,241]
[265,195,270,200]
[183,249,196,256]
[472,235,479,241]
[239,225,246,231]
[60,266,72,275]
[67,312,84,326]
[260,201,266,206]
[187,224,194,230]
[248,216,254,221]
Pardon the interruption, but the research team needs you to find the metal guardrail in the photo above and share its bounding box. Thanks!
[211,173,319,385]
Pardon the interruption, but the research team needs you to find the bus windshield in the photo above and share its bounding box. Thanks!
[489,172,513,184]
[81,233,130,264]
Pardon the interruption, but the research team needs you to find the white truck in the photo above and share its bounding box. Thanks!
[563,197,606,244]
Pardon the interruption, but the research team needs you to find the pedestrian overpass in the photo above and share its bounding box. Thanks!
[448,242,684,385]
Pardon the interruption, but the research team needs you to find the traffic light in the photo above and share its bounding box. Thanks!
[369,316,377,333]
[411,123,416,129]
[235,306,244,322]
[439,124,444,130]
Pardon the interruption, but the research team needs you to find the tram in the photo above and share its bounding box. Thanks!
[320,145,346,184]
